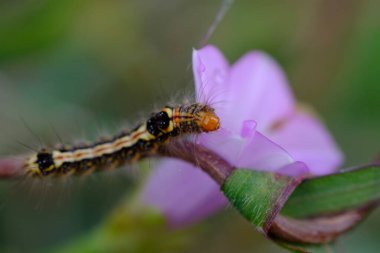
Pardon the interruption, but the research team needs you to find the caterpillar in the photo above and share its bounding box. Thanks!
[24,103,220,177]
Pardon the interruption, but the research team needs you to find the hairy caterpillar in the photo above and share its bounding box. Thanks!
[24,103,220,177]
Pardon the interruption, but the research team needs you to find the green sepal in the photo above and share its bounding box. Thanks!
[222,169,298,232]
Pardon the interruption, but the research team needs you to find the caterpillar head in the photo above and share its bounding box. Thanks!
[167,103,220,135]
[193,105,220,132]
[146,103,220,137]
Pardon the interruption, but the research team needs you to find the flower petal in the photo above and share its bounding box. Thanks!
[199,128,246,165]
[192,45,229,107]
[277,161,310,177]
[269,111,344,175]
[142,158,227,226]
[220,51,295,134]
[200,126,294,173]
[236,130,295,172]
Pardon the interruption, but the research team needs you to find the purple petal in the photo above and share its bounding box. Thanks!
[199,128,246,165]
[199,120,294,171]
[200,127,294,172]
[240,120,257,138]
[220,51,295,134]
[192,45,229,109]
[269,111,344,175]
[236,131,294,172]
[277,161,310,177]
[142,158,227,226]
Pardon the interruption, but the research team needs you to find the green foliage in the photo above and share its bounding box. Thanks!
[283,165,380,218]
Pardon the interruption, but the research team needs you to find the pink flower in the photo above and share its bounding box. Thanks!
[142,45,343,226]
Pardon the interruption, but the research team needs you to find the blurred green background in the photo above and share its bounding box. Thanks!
[0,0,379,252]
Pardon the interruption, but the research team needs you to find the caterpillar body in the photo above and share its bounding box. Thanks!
[25,103,220,177]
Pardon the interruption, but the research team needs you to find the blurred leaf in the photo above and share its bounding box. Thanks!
[282,164,380,218]
[276,241,337,253]
[54,203,194,253]
[343,29,380,123]
[0,0,83,61]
